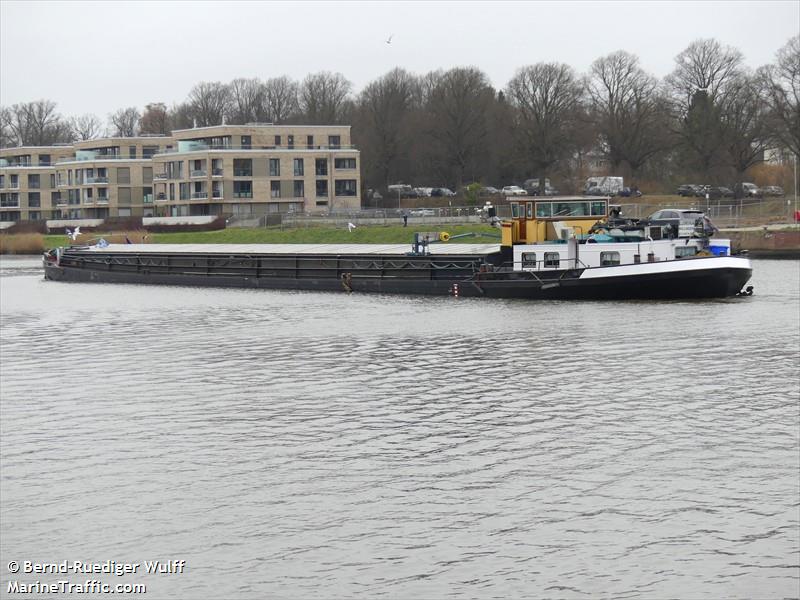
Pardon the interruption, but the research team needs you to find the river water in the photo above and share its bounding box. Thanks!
[1,256,798,599]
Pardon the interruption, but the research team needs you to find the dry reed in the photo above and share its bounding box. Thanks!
[0,233,45,255]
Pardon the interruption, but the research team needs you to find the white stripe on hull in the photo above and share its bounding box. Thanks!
[578,256,752,279]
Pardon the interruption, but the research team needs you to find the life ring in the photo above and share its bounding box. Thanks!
[439,232,451,242]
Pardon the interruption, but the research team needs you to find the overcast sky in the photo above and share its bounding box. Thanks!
[1,0,798,119]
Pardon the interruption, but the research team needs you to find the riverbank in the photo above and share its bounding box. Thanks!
[2,222,798,257]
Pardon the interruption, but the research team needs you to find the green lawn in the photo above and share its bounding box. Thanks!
[43,224,501,249]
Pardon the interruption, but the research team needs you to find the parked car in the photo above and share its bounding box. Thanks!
[677,184,697,197]
[618,187,642,198]
[431,187,456,197]
[388,184,418,198]
[502,185,527,196]
[410,208,436,216]
[704,186,734,199]
[761,185,785,197]
[479,186,500,196]
[585,186,608,196]
[647,208,706,237]
[739,182,762,198]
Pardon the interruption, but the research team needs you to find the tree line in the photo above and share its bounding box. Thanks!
[1,36,797,196]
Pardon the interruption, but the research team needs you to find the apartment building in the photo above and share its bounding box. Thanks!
[54,136,173,219]
[0,146,74,221]
[151,124,360,217]
[0,124,361,222]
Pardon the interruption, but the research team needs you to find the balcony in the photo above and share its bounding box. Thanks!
[191,169,207,178]
[233,170,252,177]
[212,191,223,199]
[191,192,208,200]
[153,173,168,180]
[157,193,167,201]
[143,194,154,204]
[0,201,19,208]
[233,192,253,199]
[96,198,109,205]
[86,177,109,184]
[212,168,224,177]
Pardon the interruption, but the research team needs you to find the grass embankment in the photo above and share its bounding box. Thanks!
[33,224,500,251]
[0,233,45,255]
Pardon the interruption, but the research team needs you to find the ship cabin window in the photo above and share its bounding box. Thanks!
[510,202,520,218]
[536,200,607,218]
[521,252,536,269]
[600,251,620,266]
[526,202,534,218]
[675,246,697,258]
[544,252,560,268]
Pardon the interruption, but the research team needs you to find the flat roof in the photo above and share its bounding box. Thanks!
[79,243,500,256]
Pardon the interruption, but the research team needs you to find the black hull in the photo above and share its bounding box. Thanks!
[44,262,752,300]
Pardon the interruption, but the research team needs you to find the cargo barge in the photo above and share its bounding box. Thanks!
[44,198,754,300]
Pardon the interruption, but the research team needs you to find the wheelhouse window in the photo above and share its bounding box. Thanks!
[510,202,520,218]
[675,246,698,258]
[600,251,620,266]
[536,200,607,218]
[544,252,560,268]
[521,252,536,268]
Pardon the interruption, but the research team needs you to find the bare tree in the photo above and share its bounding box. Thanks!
[588,51,672,179]
[759,35,800,158]
[355,68,420,189]
[506,63,585,190]
[423,67,495,190]
[226,78,267,124]
[665,39,745,180]
[70,113,103,140]
[719,73,771,191]
[299,72,352,124]
[168,103,194,131]
[186,82,231,127]
[139,103,170,135]
[109,107,141,137]
[263,76,299,124]
[0,106,15,148]
[7,100,71,146]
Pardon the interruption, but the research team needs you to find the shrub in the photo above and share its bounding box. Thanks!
[0,233,45,255]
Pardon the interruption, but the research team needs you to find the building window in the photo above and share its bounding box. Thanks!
[169,183,175,201]
[315,159,328,176]
[334,158,356,170]
[49,174,55,188]
[521,252,536,268]
[600,251,620,266]
[544,252,560,268]
[274,135,281,147]
[27,192,41,207]
[117,167,130,184]
[39,154,50,166]
[29,211,41,221]
[143,186,153,204]
[334,179,357,196]
[287,135,294,149]
[129,146,136,159]
[10,174,19,188]
[233,181,253,198]
[270,181,281,198]
[293,158,304,176]
[0,175,4,187]
[241,135,251,149]
[179,183,189,200]
[233,159,252,177]
[269,158,280,177]
[328,135,341,149]
[293,180,304,198]
[51,191,61,205]
[143,167,153,184]
[307,135,314,149]
[28,174,40,189]
[143,146,158,159]
[316,180,328,197]
[119,187,132,205]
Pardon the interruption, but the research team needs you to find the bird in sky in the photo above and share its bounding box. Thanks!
[386,34,393,44]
